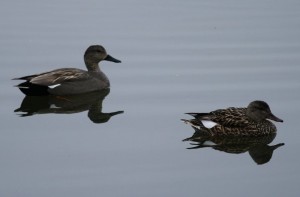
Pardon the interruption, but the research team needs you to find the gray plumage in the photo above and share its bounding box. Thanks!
[13,45,121,96]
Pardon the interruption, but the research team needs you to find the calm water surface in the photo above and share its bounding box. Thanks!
[1,0,300,196]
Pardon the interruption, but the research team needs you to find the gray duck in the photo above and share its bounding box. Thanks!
[13,45,121,96]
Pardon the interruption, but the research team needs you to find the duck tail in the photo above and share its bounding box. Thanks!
[185,112,210,119]
[181,118,215,136]
[181,119,206,130]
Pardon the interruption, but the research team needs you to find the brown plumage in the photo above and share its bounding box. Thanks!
[182,100,283,137]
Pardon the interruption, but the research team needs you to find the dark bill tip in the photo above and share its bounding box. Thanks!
[268,113,284,123]
[109,110,124,116]
[104,54,121,63]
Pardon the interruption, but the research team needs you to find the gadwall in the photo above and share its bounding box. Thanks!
[13,45,121,96]
[182,100,283,136]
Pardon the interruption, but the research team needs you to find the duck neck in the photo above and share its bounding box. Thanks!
[246,109,261,122]
[85,60,101,72]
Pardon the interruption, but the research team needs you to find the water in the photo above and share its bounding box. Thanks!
[1,0,300,196]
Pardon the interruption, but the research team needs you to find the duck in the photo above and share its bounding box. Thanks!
[13,45,121,96]
[182,100,283,136]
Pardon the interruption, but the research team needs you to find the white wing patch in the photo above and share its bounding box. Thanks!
[201,120,217,128]
[201,140,217,146]
[48,84,61,89]
[49,104,60,109]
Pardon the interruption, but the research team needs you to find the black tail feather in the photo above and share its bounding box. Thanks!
[16,82,49,96]
[186,112,210,118]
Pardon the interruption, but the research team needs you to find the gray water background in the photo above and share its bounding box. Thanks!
[1,0,300,196]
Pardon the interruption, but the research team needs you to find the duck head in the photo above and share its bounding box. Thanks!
[84,45,121,70]
[246,100,283,123]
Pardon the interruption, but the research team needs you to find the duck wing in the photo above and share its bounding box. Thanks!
[187,107,249,127]
[14,68,90,86]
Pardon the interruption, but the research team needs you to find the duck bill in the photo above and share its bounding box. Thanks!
[268,113,284,122]
[104,54,121,63]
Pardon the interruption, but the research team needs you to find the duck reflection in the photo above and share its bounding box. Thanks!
[14,89,124,124]
[183,128,284,165]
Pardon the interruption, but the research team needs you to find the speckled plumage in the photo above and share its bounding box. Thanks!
[182,101,283,137]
